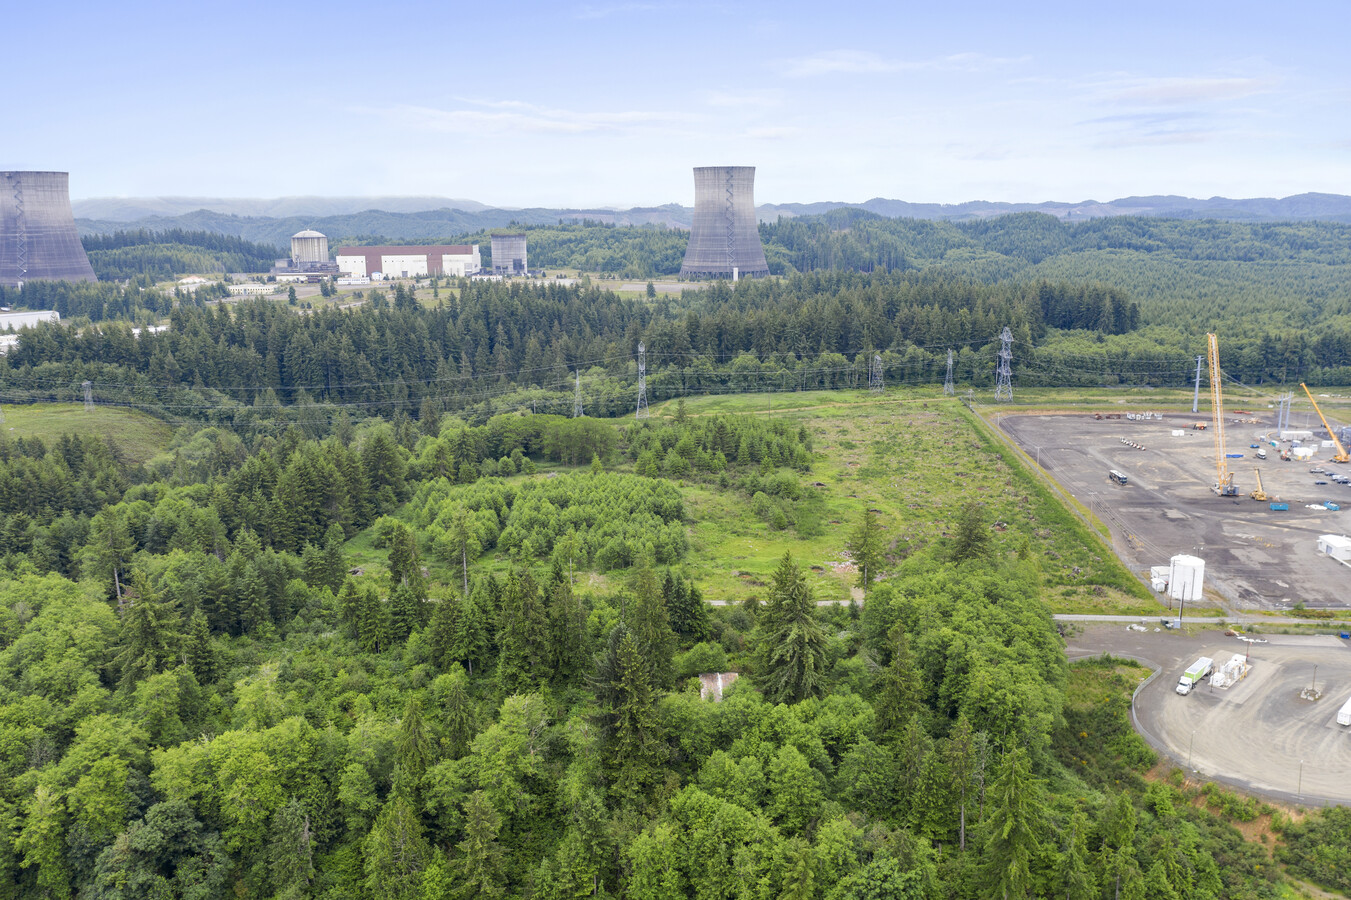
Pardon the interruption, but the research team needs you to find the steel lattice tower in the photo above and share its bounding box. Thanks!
[943,349,955,396]
[1192,355,1204,413]
[635,342,650,419]
[994,328,1014,402]
[869,353,883,393]
[82,380,94,412]
[573,371,584,418]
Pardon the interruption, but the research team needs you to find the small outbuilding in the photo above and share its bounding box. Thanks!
[1317,534,1351,562]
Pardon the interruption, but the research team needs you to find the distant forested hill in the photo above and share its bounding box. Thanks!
[81,229,283,280]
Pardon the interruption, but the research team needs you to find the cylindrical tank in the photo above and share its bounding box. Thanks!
[291,229,329,267]
[680,165,769,278]
[1168,554,1205,602]
[0,171,97,286]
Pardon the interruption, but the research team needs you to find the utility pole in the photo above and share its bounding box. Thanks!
[943,349,955,396]
[1192,355,1204,414]
[635,341,649,419]
[994,328,1013,402]
[82,380,94,412]
[573,371,584,418]
[869,353,883,393]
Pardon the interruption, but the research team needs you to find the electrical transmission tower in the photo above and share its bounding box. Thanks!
[573,371,584,418]
[869,353,883,393]
[1191,355,1204,413]
[994,328,1013,402]
[82,380,94,412]
[943,349,955,396]
[635,342,650,419]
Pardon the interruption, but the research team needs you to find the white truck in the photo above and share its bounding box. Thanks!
[1176,657,1214,695]
[1338,694,1351,727]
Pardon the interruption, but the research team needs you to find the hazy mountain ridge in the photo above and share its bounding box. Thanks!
[75,192,1351,247]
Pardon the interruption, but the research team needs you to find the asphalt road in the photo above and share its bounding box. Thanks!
[1067,624,1351,805]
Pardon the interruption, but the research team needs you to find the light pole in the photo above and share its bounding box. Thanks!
[1188,730,1197,770]
[1297,759,1304,800]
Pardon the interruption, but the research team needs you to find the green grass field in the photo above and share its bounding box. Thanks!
[0,403,174,464]
[358,387,1165,616]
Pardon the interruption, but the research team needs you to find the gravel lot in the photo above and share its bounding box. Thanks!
[1067,624,1351,805]
[1001,412,1351,609]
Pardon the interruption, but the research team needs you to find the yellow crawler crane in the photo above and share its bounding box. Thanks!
[1250,469,1268,502]
[1299,382,1350,464]
[1208,334,1237,495]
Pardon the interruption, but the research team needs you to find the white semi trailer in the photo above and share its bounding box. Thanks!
[1338,694,1351,727]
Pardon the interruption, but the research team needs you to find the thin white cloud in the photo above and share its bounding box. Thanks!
[778,49,1028,78]
[1103,76,1273,106]
[705,89,781,108]
[779,49,913,77]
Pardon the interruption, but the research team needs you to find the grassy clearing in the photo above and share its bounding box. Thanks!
[357,388,1165,615]
[0,403,173,464]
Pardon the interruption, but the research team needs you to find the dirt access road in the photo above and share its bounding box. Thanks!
[1068,624,1351,805]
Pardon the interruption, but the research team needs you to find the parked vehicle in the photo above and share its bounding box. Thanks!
[1256,448,1267,460]
[1109,470,1128,485]
[1177,657,1214,695]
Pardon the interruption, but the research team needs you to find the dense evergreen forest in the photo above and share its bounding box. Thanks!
[2,396,1342,900]
[80,230,282,282]
[0,271,1347,435]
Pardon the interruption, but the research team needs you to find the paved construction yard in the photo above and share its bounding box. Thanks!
[1069,625,1351,805]
[1001,411,1350,609]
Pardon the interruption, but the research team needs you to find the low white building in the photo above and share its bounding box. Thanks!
[227,283,276,296]
[0,309,60,330]
[1317,534,1351,561]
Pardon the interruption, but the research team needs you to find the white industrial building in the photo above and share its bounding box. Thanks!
[0,309,60,330]
[1317,534,1351,562]
[335,245,481,279]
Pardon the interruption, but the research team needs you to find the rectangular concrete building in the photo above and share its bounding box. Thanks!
[1317,534,1351,561]
[491,234,527,276]
[0,309,60,330]
[336,245,481,279]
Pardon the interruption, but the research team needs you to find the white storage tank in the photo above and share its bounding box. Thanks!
[1168,554,1205,603]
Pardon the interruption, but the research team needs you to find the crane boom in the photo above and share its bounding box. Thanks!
[1250,468,1267,501]
[1299,383,1350,463]
[1208,334,1236,495]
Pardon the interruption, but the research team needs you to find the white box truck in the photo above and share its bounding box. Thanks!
[1338,695,1351,727]
[1177,657,1214,695]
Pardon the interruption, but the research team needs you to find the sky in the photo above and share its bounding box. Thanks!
[9,0,1350,207]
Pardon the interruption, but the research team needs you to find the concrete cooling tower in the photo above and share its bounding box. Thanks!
[679,165,769,278]
[0,171,97,287]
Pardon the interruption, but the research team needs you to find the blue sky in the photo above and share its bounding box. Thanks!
[10,0,1349,206]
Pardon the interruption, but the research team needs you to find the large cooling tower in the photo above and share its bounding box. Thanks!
[680,165,769,278]
[0,171,97,287]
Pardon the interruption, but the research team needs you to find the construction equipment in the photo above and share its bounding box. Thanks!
[1207,334,1237,495]
[1250,469,1268,502]
[1299,382,1350,463]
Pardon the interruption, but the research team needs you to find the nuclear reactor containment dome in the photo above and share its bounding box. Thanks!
[679,165,769,278]
[0,171,97,287]
[290,230,330,267]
